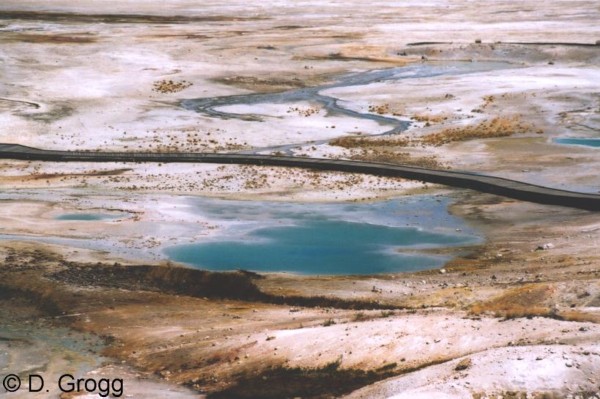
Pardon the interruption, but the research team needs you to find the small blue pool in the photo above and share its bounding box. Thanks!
[553,138,600,148]
[55,213,124,221]
[164,196,479,275]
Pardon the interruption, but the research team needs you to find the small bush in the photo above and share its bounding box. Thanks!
[322,318,337,327]
[353,312,367,321]
[422,116,535,146]
[470,284,553,319]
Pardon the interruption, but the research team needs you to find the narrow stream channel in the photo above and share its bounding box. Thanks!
[181,61,515,154]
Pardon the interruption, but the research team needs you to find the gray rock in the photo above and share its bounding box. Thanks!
[536,243,554,251]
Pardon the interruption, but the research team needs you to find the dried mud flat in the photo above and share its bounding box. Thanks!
[1,1,600,398]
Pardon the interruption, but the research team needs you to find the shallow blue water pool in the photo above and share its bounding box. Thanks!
[55,213,123,221]
[164,196,479,275]
[554,138,600,148]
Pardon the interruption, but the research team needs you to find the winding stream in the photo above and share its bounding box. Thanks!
[181,61,515,154]
[5,61,570,275]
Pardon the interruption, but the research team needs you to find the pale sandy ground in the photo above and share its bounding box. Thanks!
[0,300,199,398]
[346,345,600,399]
[3,197,600,398]
[325,63,600,192]
[0,0,599,197]
[1,1,600,398]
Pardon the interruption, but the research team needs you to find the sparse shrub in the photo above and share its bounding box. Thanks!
[469,283,553,319]
[322,318,336,327]
[421,116,536,146]
[152,79,193,94]
[353,312,367,321]
[330,136,411,149]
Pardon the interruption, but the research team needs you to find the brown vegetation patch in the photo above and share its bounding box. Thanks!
[51,264,266,301]
[348,149,444,169]
[555,310,600,324]
[152,79,193,94]
[368,104,398,115]
[330,135,411,149]
[331,115,541,160]
[482,95,495,108]
[29,168,132,180]
[422,116,539,146]
[443,257,485,272]
[287,106,319,117]
[470,283,554,319]
[329,128,446,168]
[454,357,472,371]
[411,113,449,124]
[45,261,399,311]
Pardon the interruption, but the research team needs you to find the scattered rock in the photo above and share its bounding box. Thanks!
[536,243,554,251]
[439,268,447,274]
[455,357,472,371]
